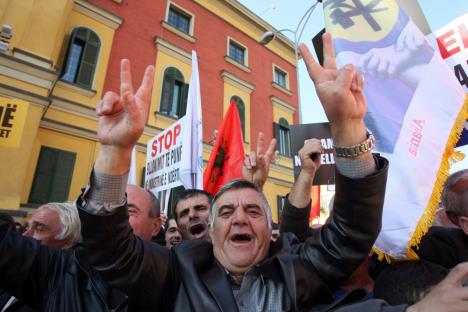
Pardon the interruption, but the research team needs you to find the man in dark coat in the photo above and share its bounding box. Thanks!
[417,170,468,268]
[0,185,161,311]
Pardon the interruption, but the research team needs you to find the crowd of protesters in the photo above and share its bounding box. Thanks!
[1,34,468,311]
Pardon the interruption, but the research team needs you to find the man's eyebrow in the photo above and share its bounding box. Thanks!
[194,204,208,209]
[245,203,262,209]
[128,204,140,211]
[32,221,46,228]
[218,204,236,213]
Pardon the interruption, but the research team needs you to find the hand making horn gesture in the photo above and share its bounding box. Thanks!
[95,59,155,175]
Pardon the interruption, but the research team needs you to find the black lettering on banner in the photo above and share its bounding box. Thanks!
[0,103,17,138]
[454,61,468,89]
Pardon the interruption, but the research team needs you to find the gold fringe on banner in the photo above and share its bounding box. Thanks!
[407,94,468,259]
[373,94,468,263]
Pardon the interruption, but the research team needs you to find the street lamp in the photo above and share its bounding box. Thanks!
[260,1,320,124]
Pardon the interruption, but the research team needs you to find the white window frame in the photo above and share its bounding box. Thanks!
[165,1,195,36]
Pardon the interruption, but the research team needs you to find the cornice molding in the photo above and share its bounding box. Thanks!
[271,96,296,114]
[73,0,123,30]
[0,83,50,108]
[56,80,97,98]
[0,54,58,90]
[220,70,255,94]
[155,37,192,65]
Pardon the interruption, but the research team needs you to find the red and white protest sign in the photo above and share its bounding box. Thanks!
[435,12,468,92]
[145,116,186,193]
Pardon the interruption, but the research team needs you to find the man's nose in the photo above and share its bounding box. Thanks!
[188,209,198,220]
[232,208,248,226]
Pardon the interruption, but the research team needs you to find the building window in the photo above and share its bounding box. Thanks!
[277,195,287,222]
[231,96,245,141]
[228,39,246,65]
[274,118,291,157]
[274,67,288,89]
[28,146,76,205]
[160,67,188,119]
[61,27,100,88]
[167,5,191,34]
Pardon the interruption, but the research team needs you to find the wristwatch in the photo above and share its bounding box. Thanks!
[333,132,375,158]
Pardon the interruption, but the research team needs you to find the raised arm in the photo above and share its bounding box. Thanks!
[292,33,386,289]
[77,60,176,307]
[280,138,322,241]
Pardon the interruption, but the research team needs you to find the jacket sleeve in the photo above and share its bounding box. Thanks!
[292,155,388,290]
[280,196,316,242]
[0,221,58,309]
[76,197,178,309]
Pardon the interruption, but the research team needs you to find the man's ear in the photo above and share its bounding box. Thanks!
[209,223,215,241]
[152,217,162,237]
[458,216,468,236]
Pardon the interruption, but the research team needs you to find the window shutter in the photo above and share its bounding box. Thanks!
[49,150,76,202]
[76,40,99,88]
[160,76,173,114]
[29,147,57,204]
[273,122,280,140]
[61,28,100,88]
[178,83,189,118]
[28,147,76,205]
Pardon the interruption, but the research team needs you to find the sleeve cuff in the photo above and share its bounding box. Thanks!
[80,169,128,215]
[335,152,377,179]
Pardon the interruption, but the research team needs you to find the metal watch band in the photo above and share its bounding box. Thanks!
[333,133,375,158]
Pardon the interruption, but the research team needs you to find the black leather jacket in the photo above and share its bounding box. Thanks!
[0,222,128,311]
[77,156,389,311]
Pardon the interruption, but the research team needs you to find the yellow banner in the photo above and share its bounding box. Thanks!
[0,97,29,148]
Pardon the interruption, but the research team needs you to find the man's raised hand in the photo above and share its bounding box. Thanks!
[243,132,276,189]
[299,33,367,147]
[95,59,154,175]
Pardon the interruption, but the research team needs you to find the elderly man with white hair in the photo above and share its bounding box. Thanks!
[0,183,162,311]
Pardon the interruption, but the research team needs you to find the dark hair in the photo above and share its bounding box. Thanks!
[441,169,468,219]
[174,189,213,220]
[374,260,448,305]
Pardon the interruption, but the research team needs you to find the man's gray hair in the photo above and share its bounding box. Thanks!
[209,179,272,227]
[42,202,81,245]
[441,169,468,218]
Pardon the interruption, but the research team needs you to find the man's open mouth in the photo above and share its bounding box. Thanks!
[231,234,252,243]
[169,238,181,246]
[189,223,206,236]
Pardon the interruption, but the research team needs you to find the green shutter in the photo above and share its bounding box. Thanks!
[178,83,189,118]
[76,31,100,88]
[29,147,57,204]
[28,147,76,205]
[273,122,280,140]
[160,76,173,114]
[49,151,76,202]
